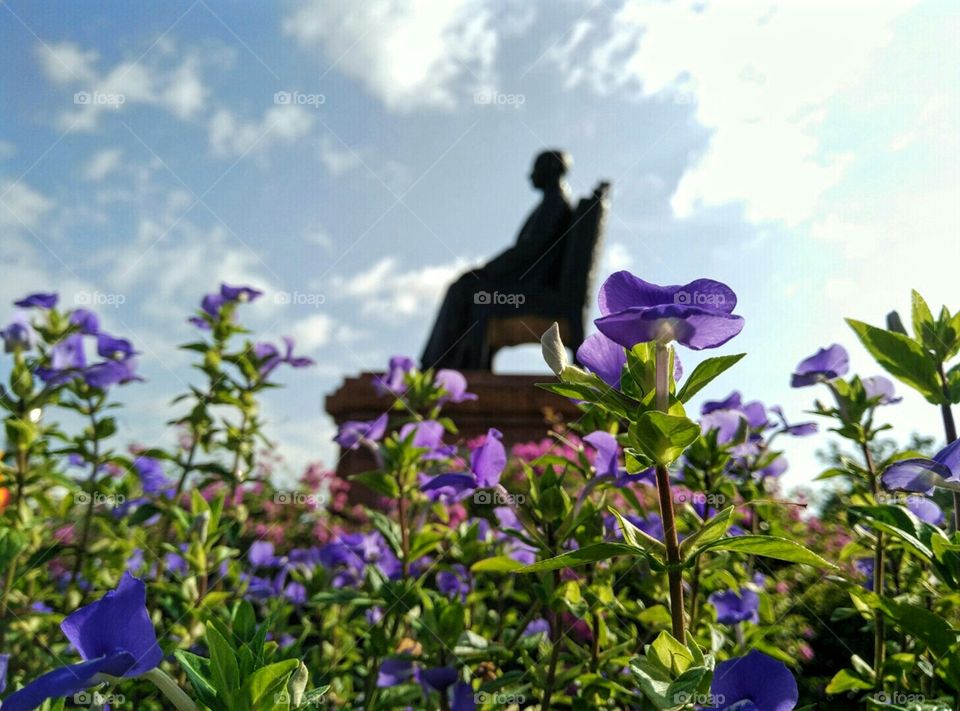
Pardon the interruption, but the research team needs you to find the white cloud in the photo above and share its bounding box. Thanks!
[0,180,55,231]
[208,106,314,159]
[283,0,501,112]
[328,256,472,319]
[316,135,363,176]
[35,41,99,85]
[548,0,918,226]
[83,148,124,181]
[35,41,210,131]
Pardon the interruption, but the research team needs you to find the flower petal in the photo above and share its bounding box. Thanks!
[60,572,162,676]
[709,649,798,711]
[576,333,626,388]
[882,458,949,495]
[595,304,744,351]
[1,653,135,711]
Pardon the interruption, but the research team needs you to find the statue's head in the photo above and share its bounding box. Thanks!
[530,150,571,190]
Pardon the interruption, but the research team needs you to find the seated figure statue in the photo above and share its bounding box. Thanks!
[421,150,574,370]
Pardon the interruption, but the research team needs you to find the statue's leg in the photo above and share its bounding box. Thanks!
[421,276,476,369]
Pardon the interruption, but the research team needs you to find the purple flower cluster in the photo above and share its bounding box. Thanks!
[5,293,142,389]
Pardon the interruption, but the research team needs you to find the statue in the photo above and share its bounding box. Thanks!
[421,150,576,370]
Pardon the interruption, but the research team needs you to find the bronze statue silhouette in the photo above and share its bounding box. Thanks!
[421,150,610,371]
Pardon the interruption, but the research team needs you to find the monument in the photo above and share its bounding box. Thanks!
[326,150,610,478]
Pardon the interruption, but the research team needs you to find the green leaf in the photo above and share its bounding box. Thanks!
[648,631,694,676]
[174,650,219,708]
[676,353,746,403]
[206,625,240,703]
[680,506,735,561]
[351,470,400,498]
[518,543,642,573]
[911,290,936,344]
[241,658,299,708]
[470,556,524,573]
[609,508,667,565]
[825,668,874,693]
[847,505,943,562]
[846,319,943,403]
[630,411,701,467]
[701,535,837,569]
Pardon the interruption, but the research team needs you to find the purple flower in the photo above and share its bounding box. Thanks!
[35,334,86,384]
[69,309,100,335]
[283,581,307,605]
[377,658,414,687]
[249,541,278,567]
[416,666,458,693]
[768,406,817,437]
[2,573,161,711]
[882,438,960,495]
[97,334,136,361]
[790,344,849,387]
[524,618,550,637]
[1,314,35,353]
[905,496,945,526]
[14,292,57,309]
[584,431,620,478]
[437,565,470,602]
[374,356,415,396]
[862,375,901,405]
[855,557,875,590]
[335,413,389,450]
[708,588,760,624]
[576,332,627,388]
[421,429,506,498]
[434,369,477,404]
[760,455,789,479]
[220,283,263,303]
[400,420,455,460]
[254,337,314,377]
[83,359,141,389]
[134,457,173,498]
[594,272,744,351]
[706,650,797,711]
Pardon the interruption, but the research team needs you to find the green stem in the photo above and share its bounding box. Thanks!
[937,361,960,532]
[655,342,686,641]
[143,668,200,711]
[72,397,102,602]
[862,441,886,683]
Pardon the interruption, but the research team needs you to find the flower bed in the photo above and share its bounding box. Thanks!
[0,273,957,710]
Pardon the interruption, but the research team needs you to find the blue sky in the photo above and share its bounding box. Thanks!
[1,0,957,490]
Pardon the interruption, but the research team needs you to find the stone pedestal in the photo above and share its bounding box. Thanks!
[325,371,582,480]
